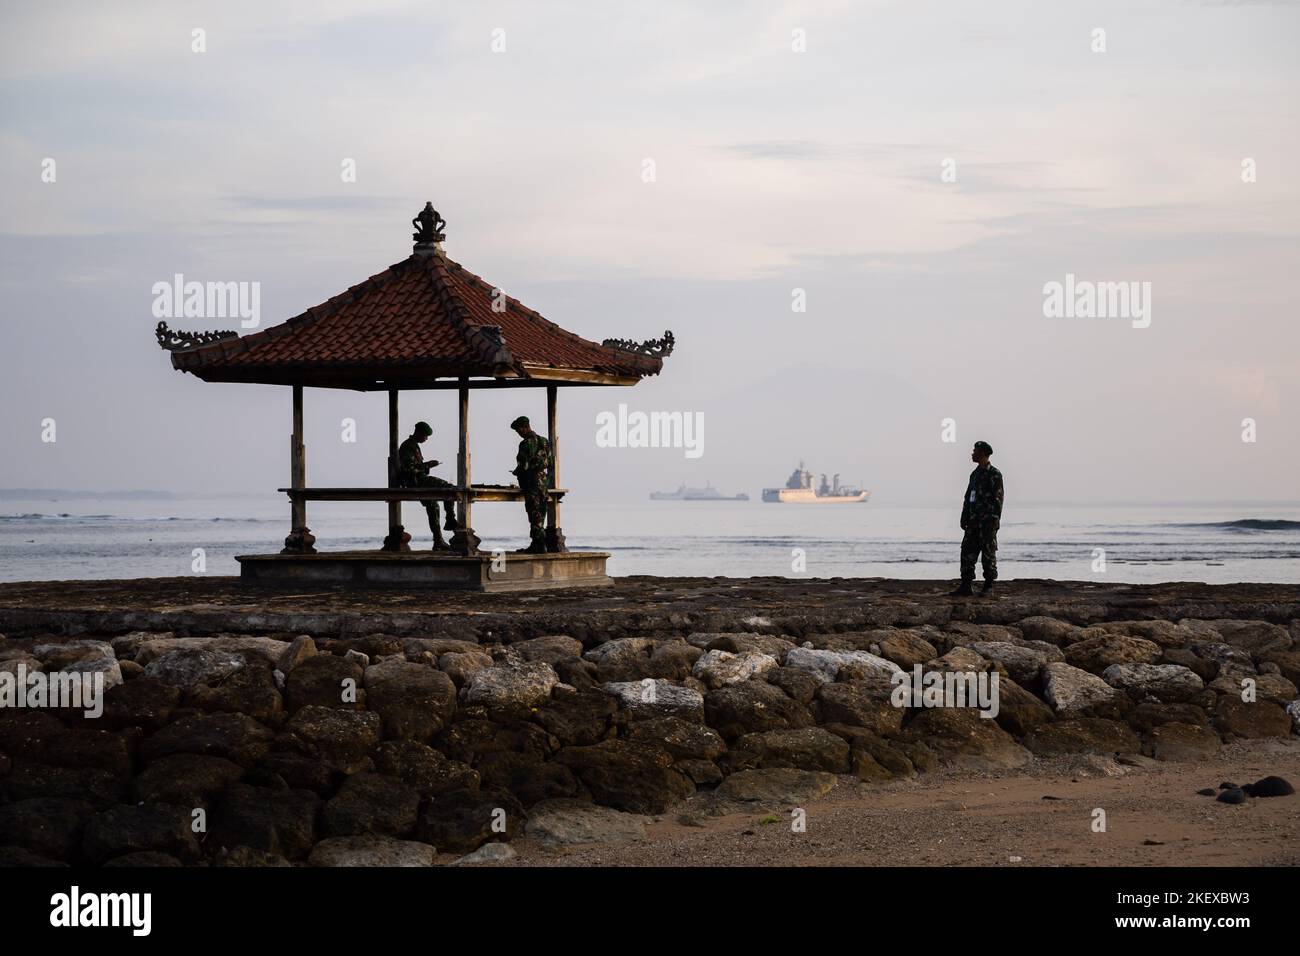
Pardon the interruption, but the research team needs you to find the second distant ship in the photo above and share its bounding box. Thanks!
[650,483,749,501]
[762,462,870,503]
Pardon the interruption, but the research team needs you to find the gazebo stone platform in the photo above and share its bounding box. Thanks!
[236,549,612,591]
[156,201,672,590]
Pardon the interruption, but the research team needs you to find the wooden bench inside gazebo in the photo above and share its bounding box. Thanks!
[156,201,673,591]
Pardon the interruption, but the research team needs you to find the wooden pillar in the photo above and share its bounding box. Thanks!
[545,384,566,552]
[380,389,411,551]
[450,378,480,555]
[281,385,316,553]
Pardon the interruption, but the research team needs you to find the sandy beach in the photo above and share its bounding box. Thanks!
[504,739,1300,867]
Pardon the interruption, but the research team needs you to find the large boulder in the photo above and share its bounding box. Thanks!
[1042,662,1126,717]
[97,678,182,731]
[1013,617,1082,647]
[1023,718,1141,756]
[874,630,939,668]
[433,718,554,765]
[532,689,619,746]
[584,638,702,681]
[524,799,648,846]
[1186,620,1291,655]
[604,680,705,722]
[463,662,558,719]
[829,728,917,781]
[725,728,851,773]
[704,680,814,739]
[1,760,127,807]
[321,772,421,838]
[1065,635,1162,674]
[511,635,584,664]
[0,797,96,861]
[902,708,1031,771]
[697,633,796,659]
[475,751,582,806]
[253,752,343,794]
[692,649,779,689]
[582,637,656,666]
[276,635,317,673]
[133,754,244,806]
[286,654,365,711]
[1161,647,1218,682]
[371,740,478,797]
[1128,701,1209,732]
[813,682,905,735]
[139,712,274,768]
[1214,698,1293,739]
[968,641,1062,686]
[283,706,381,773]
[186,659,283,723]
[437,650,494,688]
[143,648,246,690]
[43,728,133,777]
[626,717,726,762]
[82,804,201,864]
[417,787,524,854]
[130,635,290,668]
[553,740,693,813]
[990,676,1055,737]
[1209,672,1297,704]
[714,768,838,805]
[925,647,987,673]
[1261,649,1300,688]
[784,647,900,684]
[1102,663,1205,703]
[765,667,823,705]
[1086,621,1199,648]
[363,658,457,740]
[1143,723,1222,762]
[208,783,321,860]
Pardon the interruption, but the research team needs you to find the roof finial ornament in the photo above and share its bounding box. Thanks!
[412,201,446,256]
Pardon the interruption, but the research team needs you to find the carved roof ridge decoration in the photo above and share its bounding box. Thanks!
[601,330,675,359]
[411,201,447,253]
[155,320,239,352]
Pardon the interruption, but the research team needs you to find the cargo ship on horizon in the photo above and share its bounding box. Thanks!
[762,462,870,503]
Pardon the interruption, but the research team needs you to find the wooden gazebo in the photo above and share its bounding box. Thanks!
[156,202,672,590]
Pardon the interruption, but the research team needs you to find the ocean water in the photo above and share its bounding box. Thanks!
[1,495,1298,585]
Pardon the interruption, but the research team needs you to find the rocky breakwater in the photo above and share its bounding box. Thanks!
[0,578,1297,865]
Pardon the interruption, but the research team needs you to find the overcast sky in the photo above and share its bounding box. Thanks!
[1,0,1297,506]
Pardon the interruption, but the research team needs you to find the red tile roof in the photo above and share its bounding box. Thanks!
[165,251,666,389]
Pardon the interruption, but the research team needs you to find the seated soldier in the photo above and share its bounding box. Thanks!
[396,421,456,550]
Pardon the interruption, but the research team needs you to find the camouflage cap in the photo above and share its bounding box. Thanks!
[973,440,993,455]
[414,421,433,436]
[510,416,530,429]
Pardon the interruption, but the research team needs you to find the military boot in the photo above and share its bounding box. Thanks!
[951,581,974,597]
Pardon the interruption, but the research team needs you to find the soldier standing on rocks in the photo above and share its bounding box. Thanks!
[953,440,1004,597]
[510,415,552,554]
[397,421,456,550]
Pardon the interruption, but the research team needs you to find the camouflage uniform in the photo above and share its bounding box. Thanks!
[397,436,455,531]
[513,432,552,550]
[960,463,1004,583]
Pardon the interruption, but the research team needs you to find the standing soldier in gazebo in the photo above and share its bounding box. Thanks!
[510,416,552,554]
